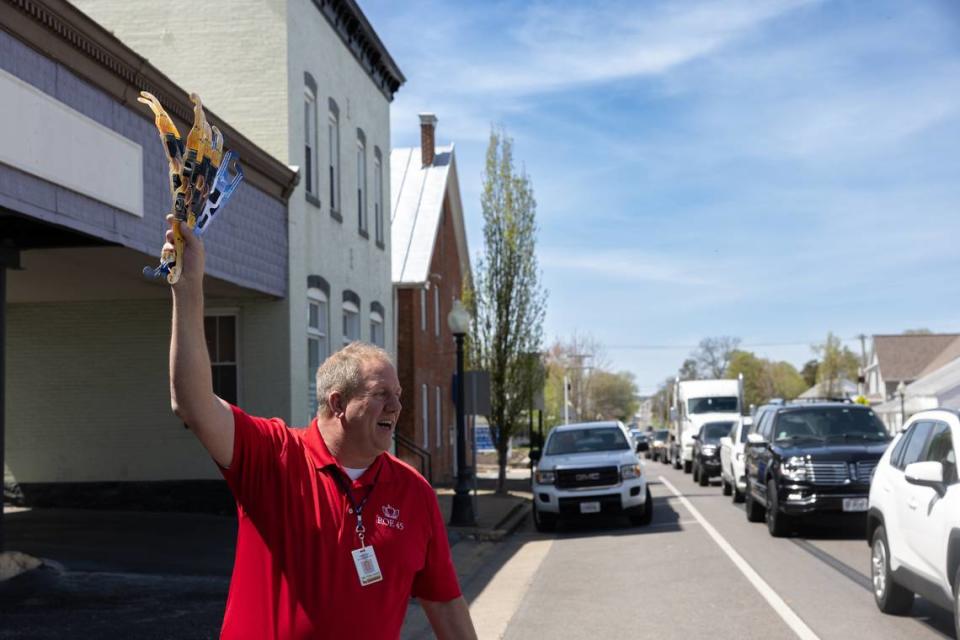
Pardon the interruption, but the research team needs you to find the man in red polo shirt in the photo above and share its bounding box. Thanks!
[164,217,477,639]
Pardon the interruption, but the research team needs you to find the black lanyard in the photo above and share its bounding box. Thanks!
[331,465,382,547]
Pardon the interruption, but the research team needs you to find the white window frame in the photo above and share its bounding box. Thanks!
[433,286,440,337]
[435,386,442,449]
[307,288,329,417]
[421,384,429,448]
[205,309,241,406]
[374,148,383,244]
[357,133,367,234]
[304,87,317,197]
[328,105,340,212]
[342,300,360,346]
[370,309,384,348]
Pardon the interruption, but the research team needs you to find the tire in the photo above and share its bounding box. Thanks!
[954,565,960,640]
[683,460,692,474]
[532,501,557,533]
[745,478,765,522]
[732,482,744,503]
[870,525,913,614]
[692,463,700,483]
[673,451,682,470]
[722,478,732,496]
[765,479,791,537]
[698,465,709,487]
[629,487,654,526]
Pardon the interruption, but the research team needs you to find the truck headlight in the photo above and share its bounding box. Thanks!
[535,469,555,485]
[701,445,717,456]
[621,464,642,480]
[781,456,807,481]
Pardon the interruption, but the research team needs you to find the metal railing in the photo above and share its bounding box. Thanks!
[394,431,432,482]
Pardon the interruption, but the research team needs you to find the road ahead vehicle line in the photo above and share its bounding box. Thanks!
[659,475,821,640]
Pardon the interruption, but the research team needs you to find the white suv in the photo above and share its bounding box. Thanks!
[867,409,960,637]
[531,421,652,532]
[719,416,752,502]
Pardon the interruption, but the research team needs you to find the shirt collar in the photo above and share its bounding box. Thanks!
[302,419,393,485]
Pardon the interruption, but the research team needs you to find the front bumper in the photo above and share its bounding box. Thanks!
[777,483,871,516]
[533,477,647,515]
[699,456,721,475]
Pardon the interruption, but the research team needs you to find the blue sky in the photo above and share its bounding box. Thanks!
[362,0,960,394]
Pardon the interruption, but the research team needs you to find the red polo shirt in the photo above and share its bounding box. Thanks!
[217,405,461,639]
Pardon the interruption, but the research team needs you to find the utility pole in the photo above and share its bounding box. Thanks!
[857,333,868,370]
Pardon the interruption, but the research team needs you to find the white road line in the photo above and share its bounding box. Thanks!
[659,476,821,640]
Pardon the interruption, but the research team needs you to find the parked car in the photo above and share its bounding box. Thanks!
[867,409,960,636]
[631,430,652,458]
[743,402,890,537]
[531,421,652,532]
[720,416,753,501]
[651,429,670,463]
[692,420,736,486]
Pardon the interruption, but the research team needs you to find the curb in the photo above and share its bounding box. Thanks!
[472,500,531,542]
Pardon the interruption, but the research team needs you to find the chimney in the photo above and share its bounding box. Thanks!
[419,113,437,167]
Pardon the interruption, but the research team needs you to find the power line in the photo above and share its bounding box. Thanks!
[606,337,862,351]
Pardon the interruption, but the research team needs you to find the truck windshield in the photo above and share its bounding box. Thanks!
[701,421,734,443]
[688,397,738,414]
[654,429,669,442]
[546,428,630,455]
[773,408,889,442]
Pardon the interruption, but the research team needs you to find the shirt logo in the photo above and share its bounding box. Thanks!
[377,504,405,530]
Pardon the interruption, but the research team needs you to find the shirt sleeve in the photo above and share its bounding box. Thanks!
[218,405,291,514]
[411,485,462,602]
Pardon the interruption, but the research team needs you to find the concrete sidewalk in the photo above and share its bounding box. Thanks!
[0,478,531,639]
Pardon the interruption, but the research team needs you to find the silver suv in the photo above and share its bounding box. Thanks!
[531,421,652,532]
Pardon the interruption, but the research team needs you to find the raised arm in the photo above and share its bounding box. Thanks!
[166,215,234,467]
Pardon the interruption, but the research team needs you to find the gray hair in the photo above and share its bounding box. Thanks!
[316,341,393,418]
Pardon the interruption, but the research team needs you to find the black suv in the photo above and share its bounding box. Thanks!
[692,420,735,487]
[743,403,891,537]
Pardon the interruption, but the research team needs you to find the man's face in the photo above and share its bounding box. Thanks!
[342,358,402,459]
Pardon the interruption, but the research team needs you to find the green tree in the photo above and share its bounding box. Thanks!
[801,359,819,388]
[694,336,742,378]
[726,350,807,408]
[813,332,860,397]
[468,127,547,494]
[589,371,639,422]
[678,358,699,380]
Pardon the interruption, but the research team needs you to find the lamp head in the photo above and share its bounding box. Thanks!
[447,299,470,335]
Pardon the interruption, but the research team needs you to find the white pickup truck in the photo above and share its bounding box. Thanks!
[719,416,752,502]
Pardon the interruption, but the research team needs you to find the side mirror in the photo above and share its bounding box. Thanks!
[529,449,542,463]
[719,436,732,448]
[746,432,767,447]
[637,441,650,453]
[905,461,945,497]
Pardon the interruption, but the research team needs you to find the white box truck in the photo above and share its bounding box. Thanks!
[669,377,742,473]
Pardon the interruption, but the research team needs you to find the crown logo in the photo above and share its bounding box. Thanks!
[382,504,400,520]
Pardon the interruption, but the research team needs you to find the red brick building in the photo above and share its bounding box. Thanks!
[391,114,471,484]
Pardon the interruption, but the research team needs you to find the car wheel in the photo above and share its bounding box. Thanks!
[683,460,692,474]
[732,483,744,503]
[765,479,791,537]
[954,564,960,639]
[673,453,682,470]
[532,501,557,533]
[722,478,732,496]
[698,465,709,487]
[629,487,654,526]
[745,478,765,522]
[692,463,700,483]
[870,525,913,614]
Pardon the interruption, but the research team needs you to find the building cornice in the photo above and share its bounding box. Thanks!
[311,0,405,102]
[0,0,300,201]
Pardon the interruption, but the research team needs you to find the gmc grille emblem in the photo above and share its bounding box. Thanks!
[576,472,600,481]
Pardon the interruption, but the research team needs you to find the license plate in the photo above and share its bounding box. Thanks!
[580,501,601,514]
[842,498,868,512]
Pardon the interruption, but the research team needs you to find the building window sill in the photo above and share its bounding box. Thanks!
[306,192,322,209]
[375,240,385,251]
[330,209,342,223]
[359,229,369,240]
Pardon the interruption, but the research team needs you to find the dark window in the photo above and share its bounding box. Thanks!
[688,397,739,414]
[923,422,956,483]
[770,407,888,442]
[546,428,630,455]
[701,421,735,442]
[204,315,238,405]
[739,422,751,443]
[900,421,933,469]
[888,429,912,470]
[759,411,776,440]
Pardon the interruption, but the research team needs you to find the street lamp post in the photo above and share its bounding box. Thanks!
[447,299,475,526]
[897,380,907,429]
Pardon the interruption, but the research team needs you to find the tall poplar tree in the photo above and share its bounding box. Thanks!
[468,127,547,493]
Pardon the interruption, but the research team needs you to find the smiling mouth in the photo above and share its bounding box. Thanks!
[377,421,394,430]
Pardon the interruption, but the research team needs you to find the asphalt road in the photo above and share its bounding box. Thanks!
[494,459,956,640]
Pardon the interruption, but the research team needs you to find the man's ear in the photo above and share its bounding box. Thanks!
[328,391,345,418]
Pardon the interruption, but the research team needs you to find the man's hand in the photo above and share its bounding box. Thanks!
[167,213,234,468]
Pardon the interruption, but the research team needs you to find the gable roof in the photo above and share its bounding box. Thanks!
[390,144,470,286]
[872,334,960,382]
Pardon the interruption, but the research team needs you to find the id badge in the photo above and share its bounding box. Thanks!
[352,546,383,586]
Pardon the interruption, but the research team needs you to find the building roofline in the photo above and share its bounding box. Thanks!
[1,0,300,201]
[311,0,406,102]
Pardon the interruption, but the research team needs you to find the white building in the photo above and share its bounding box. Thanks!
[73,0,406,425]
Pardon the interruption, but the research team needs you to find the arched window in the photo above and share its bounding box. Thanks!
[373,146,384,246]
[342,289,361,345]
[304,73,318,198]
[370,301,385,347]
[357,128,368,236]
[328,98,341,215]
[307,275,330,416]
